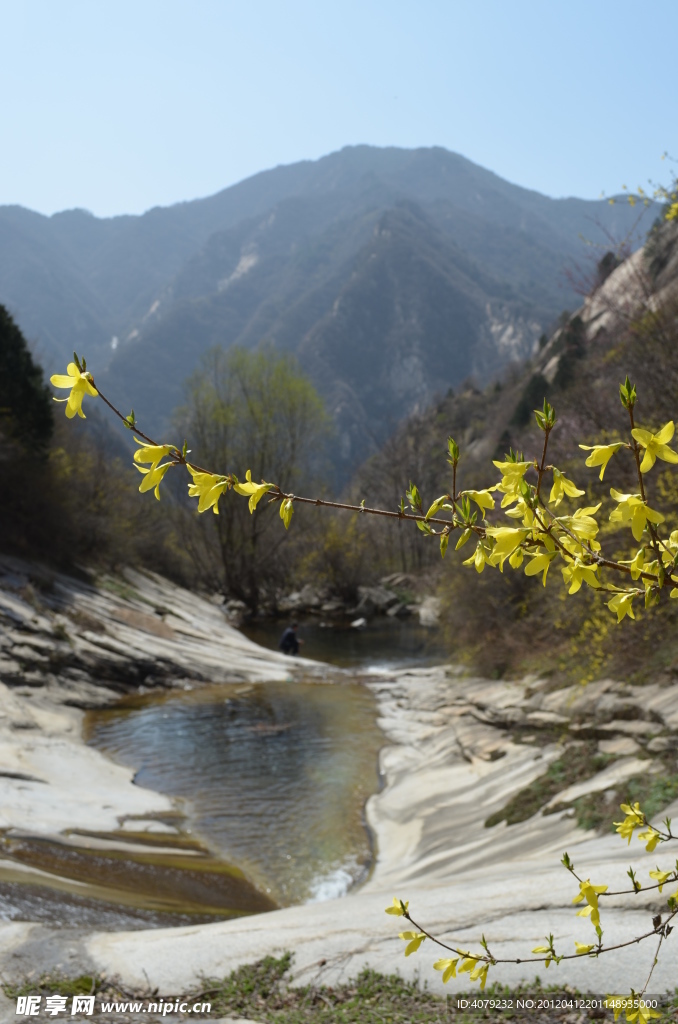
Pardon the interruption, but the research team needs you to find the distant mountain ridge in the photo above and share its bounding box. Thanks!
[0,145,650,474]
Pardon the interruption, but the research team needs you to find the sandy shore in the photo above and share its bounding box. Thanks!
[2,555,678,1005]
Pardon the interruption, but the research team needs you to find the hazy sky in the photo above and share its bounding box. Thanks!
[2,0,674,218]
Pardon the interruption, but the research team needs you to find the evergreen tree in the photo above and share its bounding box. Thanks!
[0,305,53,453]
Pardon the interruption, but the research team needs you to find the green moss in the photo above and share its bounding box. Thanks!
[484,743,613,828]
[568,768,678,833]
[196,957,678,1023]
[200,956,458,1022]
[97,577,143,603]
[3,974,101,999]
[5,958,678,1022]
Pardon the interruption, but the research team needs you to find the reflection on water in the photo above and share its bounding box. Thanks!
[87,681,383,906]
[242,618,447,669]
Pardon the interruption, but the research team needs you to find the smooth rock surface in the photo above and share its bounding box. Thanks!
[3,556,678,1000]
[87,668,678,996]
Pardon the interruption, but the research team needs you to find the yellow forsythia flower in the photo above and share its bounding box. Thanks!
[385,897,409,916]
[133,437,177,470]
[574,941,595,955]
[492,459,533,507]
[637,826,661,853]
[486,527,530,570]
[187,465,230,515]
[398,931,426,956]
[631,421,678,472]
[562,558,600,594]
[471,963,489,989]
[463,540,489,573]
[136,462,173,500]
[649,868,671,892]
[50,362,98,419]
[572,879,608,928]
[433,958,458,982]
[614,802,644,843]
[579,442,625,481]
[233,470,274,513]
[629,1005,663,1023]
[462,489,496,513]
[607,591,636,623]
[549,468,585,507]
[558,505,601,543]
[609,490,665,542]
[524,551,554,586]
[619,548,646,580]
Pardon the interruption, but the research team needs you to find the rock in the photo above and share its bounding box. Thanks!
[278,584,325,613]
[526,710,569,726]
[223,599,248,625]
[386,602,411,618]
[354,586,399,617]
[380,572,415,588]
[0,658,22,683]
[277,590,304,613]
[646,735,677,753]
[598,736,640,756]
[320,600,345,615]
[544,756,659,810]
[350,617,367,629]
[417,595,441,627]
[298,584,324,608]
[598,719,661,737]
[211,1019,265,1024]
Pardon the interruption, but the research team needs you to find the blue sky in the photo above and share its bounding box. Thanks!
[1,0,674,217]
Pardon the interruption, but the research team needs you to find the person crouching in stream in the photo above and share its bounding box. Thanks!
[279,622,303,656]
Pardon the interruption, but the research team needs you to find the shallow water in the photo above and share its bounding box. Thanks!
[242,617,446,669]
[86,679,384,906]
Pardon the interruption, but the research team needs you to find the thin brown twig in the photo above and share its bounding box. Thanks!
[639,931,664,998]
[90,378,677,592]
[627,403,664,568]
[402,906,678,968]
[536,427,551,501]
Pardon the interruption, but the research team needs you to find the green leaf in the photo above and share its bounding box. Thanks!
[426,494,449,520]
[619,375,637,409]
[406,482,422,511]
[440,532,449,559]
[456,527,472,550]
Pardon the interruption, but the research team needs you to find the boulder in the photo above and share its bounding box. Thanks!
[386,602,411,618]
[278,584,325,614]
[417,596,441,627]
[223,599,248,626]
[354,586,398,618]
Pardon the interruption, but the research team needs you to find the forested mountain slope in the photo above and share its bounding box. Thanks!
[351,216,678,680]
[1,146,649,474]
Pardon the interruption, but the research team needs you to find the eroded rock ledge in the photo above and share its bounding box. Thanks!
[3,554,678,999]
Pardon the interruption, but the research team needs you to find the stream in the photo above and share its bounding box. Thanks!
[1,620,443,929]
[87,678,383,907]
